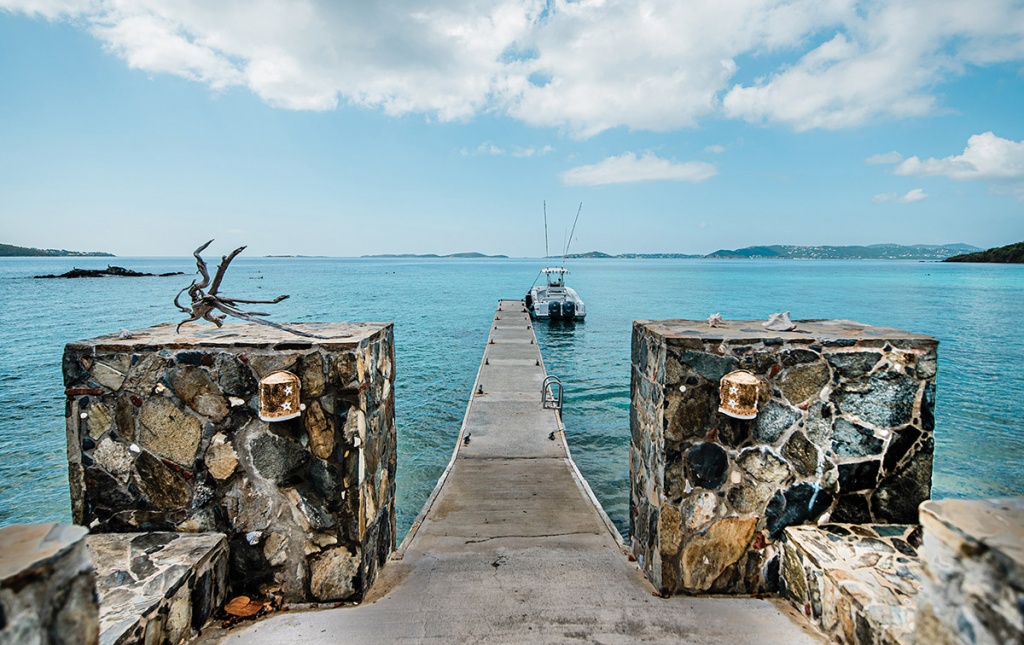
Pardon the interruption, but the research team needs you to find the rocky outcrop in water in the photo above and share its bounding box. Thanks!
[34,266,184,278]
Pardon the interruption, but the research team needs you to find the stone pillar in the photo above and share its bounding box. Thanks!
[0,523,99,645]
[63,322,396,603]
[915,498,1024,645]
[630,319,936,595]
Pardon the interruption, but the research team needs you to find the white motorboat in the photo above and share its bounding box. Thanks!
[525,201,586,322]
[525,267,586,321]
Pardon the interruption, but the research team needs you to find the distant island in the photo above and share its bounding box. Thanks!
[943,241,1024,263]
[362,252,509,258]
[1,242,114,257]
[568,243,979,261]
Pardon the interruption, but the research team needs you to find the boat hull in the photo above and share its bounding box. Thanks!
[526,285,586,321]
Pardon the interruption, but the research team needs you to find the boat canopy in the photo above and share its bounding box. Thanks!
[541,267,569,287]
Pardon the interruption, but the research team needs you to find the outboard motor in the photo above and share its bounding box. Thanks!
[547,301,562,319]
[562,300,576,321]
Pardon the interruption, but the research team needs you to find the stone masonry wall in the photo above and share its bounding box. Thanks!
[630,319,936,595]
[63,322,396,603]
[915,498,1024,645]
[0,523,99,645]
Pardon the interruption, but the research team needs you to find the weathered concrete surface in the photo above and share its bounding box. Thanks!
[199,301,824,644]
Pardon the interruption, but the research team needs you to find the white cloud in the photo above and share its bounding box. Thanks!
[461,142,552,156]
[894,132,1024,199]
[4,0,1024,135]
[510,145,553,157]
[873,188,928,203]
[462,143,506,156]
[560,153,716,186]
[705,145,726,154]
[866,151,904,165]
[0,0,92,19]
[896,132,1024,181]
[723,1,1024,130]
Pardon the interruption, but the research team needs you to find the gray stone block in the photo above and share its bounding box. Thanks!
[64,322,396,603]
[630,319,936,595]
[88,532,228,645]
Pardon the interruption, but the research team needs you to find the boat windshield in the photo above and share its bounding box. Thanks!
[543,268,567,288]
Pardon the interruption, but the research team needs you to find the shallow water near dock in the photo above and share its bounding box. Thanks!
[1,256,1022,539]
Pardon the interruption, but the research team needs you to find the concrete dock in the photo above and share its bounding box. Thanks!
[201,300,824,644]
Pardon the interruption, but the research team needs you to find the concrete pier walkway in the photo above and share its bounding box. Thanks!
[201,300,823,644]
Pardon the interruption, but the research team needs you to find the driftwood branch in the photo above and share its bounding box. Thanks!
[175,240,325,339]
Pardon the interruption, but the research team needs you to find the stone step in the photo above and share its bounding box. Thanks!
[0,523,98,644]
[87,532,228,645]
[781,524,924,645]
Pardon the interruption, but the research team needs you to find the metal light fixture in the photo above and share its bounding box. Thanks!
[259,371,304,422]
[718,370,769,420]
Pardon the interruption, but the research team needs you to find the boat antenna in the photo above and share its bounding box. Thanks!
[543,200,549,259]
[561,202,583,268]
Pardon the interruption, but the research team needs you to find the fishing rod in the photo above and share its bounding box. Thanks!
[561,202,583,269]
[544,200,549,259]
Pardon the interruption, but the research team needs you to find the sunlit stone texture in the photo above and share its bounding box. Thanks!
[630,319,937,595]
[64,322,396,603]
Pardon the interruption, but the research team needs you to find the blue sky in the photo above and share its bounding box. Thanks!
[1,1,1022,257]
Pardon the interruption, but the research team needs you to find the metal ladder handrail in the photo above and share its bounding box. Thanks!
[541,375,563,412]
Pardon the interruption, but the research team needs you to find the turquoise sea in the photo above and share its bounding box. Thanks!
[1,256,1022,538]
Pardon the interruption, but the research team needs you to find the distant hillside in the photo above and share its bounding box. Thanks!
[566,244,976,260]
[1,242,114,257]
[361,252,508,258]
[705,243,978,260]
[565,251,702,259]
[943,241,1024,263]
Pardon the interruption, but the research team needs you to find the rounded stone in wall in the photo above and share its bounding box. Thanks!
[753,400,801,445]
[737,447,790,484]
[138,398,202,467]
[309,546,360,601]
[837,371,917,428]
[782,430,821,478]
[680,490,719,531]
[728,482,775,514]
[779,362,830,406]
[686,443,729,490]
[826,351,882,380]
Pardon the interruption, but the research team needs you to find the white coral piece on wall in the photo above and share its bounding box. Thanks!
[763,311,796,331]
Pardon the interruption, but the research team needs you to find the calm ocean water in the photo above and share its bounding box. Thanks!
[1,256,1022,538]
